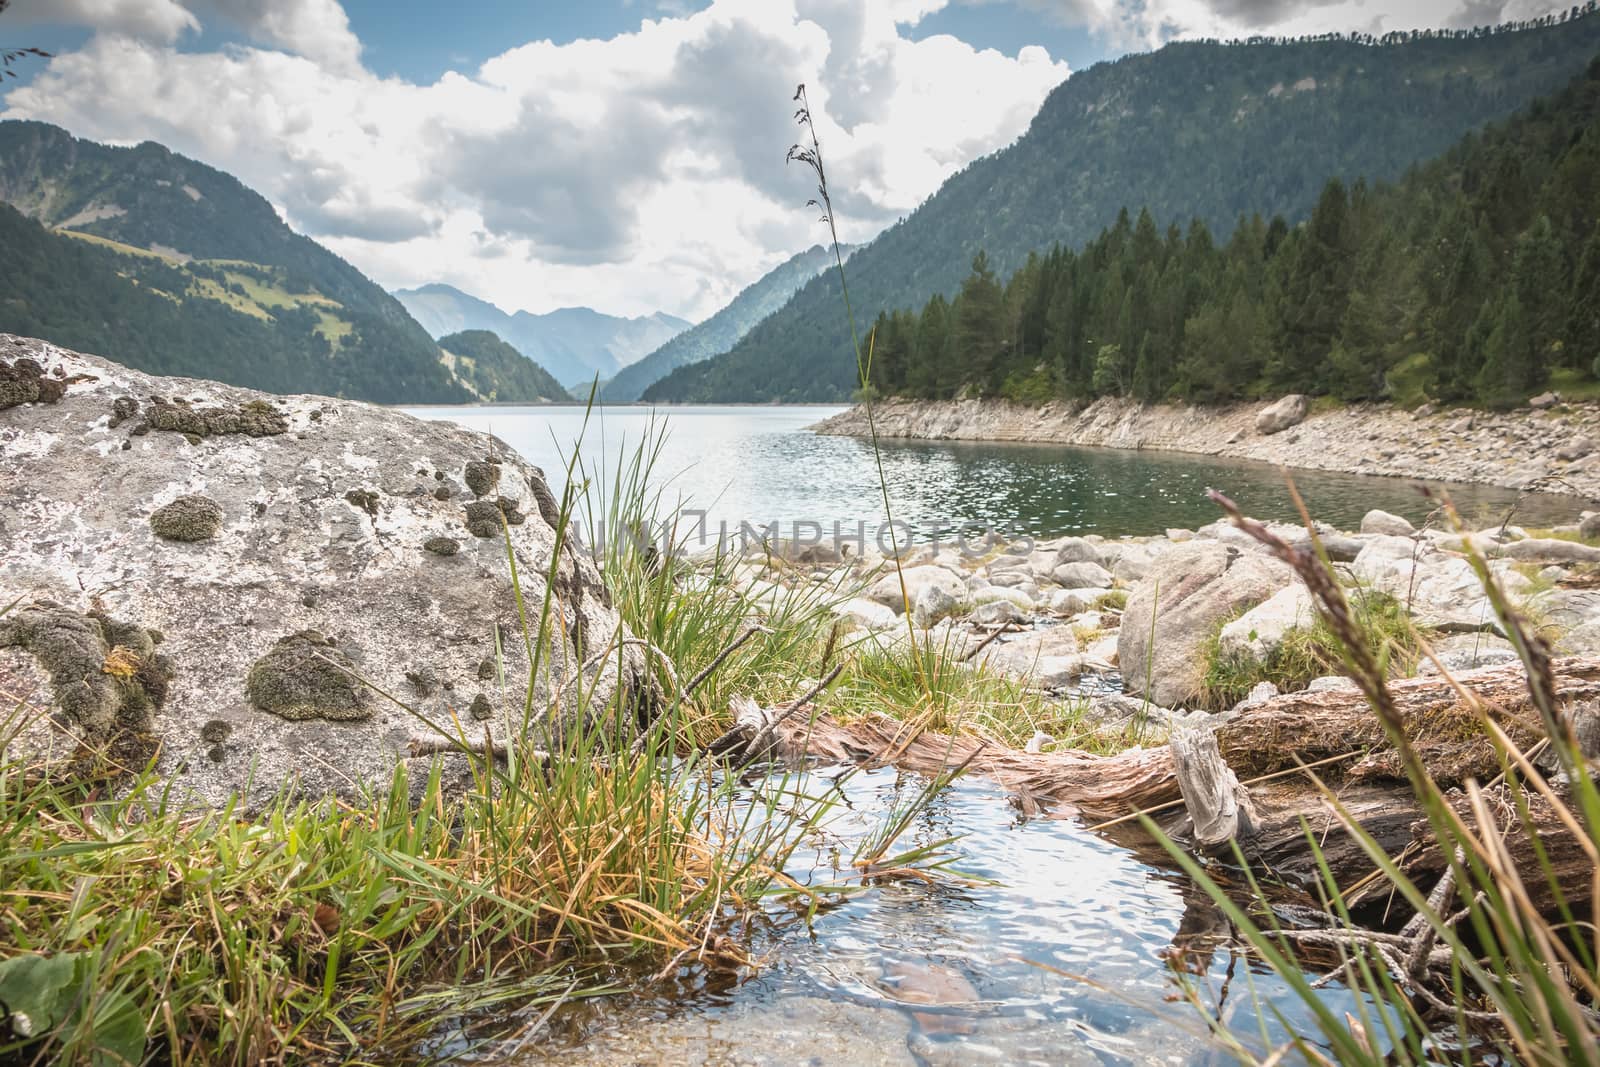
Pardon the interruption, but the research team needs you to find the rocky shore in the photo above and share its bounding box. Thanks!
[813,394,1600,498]
[719,501,1600,741]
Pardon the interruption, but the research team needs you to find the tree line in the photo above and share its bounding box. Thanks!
[865,56,1600,410]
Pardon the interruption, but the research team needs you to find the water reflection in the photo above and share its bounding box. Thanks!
[404,404,1578,540]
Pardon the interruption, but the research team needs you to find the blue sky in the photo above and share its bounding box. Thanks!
[0,0,1566,320]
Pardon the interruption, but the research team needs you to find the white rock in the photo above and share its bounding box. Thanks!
[1052,561,1115,589]
[912,585,959,629]
[1256,394,1310,435]
[833,597,899,632]
[867,565,967,612]
[971,586,1036,614]
[1218,584,1316,661]
[1360,509,1416,537]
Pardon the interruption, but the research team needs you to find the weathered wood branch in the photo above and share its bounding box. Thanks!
[766,657,1600,910]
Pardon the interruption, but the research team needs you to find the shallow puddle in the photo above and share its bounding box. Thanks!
[509,767,1360,1066]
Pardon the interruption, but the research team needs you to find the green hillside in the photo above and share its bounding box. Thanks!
[437,329,571,402]
[0,121,470,403]
[644,10,1600,402]
[858,54,1600,410]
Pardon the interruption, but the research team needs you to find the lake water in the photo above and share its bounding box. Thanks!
[401,403,1541,1063]
[403,403,1577,543]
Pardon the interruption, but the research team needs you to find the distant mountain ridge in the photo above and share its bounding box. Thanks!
[0,120,470,403]
[601,244,843,402]
[643,11,1600,402]
[394,283,690,389]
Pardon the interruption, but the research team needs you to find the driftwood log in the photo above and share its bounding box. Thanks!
[756,657,1600,911]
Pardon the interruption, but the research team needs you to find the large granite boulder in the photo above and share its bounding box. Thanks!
[1118,541,1293,707]
[1255,394,1309,435]
[0,335,650,810]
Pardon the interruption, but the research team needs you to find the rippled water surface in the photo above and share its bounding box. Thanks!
[404,404,1577,539]
[400,404,1531,1064]
[521,767,1357,1066]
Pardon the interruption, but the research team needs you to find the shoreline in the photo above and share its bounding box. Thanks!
[812,396,1600,500]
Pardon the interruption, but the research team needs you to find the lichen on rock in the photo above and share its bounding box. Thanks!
[344,488,380,517]
[464,460,500,498]
[463,500,505,538]
[0,357,67,410]
[146,397,288,438]
[245,631,371,722]
[0,605,172,740]
[150,495,224,542]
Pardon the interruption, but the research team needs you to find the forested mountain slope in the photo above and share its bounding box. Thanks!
[437,330,571,403]
[645,9,1600,402]
[601,244,840,402]
[0,121,468,403]
[860,54,1600,410]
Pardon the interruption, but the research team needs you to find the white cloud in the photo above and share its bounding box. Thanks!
[0,0,1068,320]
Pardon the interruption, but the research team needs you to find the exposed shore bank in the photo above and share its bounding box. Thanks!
[813,396,1600,499]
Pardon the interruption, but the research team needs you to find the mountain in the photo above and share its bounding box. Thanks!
[600,244,842,402]
[643,11,1600,403]
[861,54,1600,411]
[0,120,471,403]
[393,283,691,389]
[437,329,571,402]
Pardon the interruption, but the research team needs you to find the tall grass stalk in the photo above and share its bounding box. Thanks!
[788,85,927,683]
[1160,489,1600,1065]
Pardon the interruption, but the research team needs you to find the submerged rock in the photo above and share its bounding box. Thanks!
[0,334,649,810]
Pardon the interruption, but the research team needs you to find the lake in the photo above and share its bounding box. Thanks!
[399,403,1559,1064]
[403,403,1578,543]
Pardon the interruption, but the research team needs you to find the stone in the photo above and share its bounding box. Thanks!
[1118,541,1293,707]
[912,585,959,629]
[1247,681,1279,703]
[1529,391,1558,410]
[1255,394,1309,435]
[1416,634,1520,676]
[1359,509,1415,537]
[1307,675,1357,692]
[1581,513,1600,542]
[969,600,1022,626]
[1446,415,1475,434]
[1052,561,1114,589]
[1558,438,1596,463]
[1108,543,1161,584]
[970,586,1035,614]
[1217,584,1316,662]
[1052,537,1104,567]
[1048,588,1111,616]
[834,596,899,632]
[0,335,648,811]
[867,565,967,612]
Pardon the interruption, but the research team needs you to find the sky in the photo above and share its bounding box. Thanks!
[0,0,1572,322]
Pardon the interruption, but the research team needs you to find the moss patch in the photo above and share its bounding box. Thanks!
[0,606,172,741]
[149,495,224,542]
[469,694,493,721]
[344,489,380,517]
[423,536,460,556]
[464,461,500,498]
[463,501,505,539]
[109,396,140,428]
[145,397,288,438]
[0,357,68,410]
[245,631,370,722]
